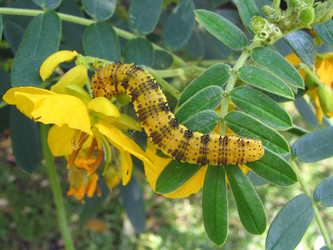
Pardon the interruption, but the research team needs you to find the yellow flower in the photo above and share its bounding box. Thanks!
[67,156,101,203]
[286,52,333,123]
[3,50,153,201]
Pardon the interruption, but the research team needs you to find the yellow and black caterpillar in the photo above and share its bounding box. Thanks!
[91,63,264,165]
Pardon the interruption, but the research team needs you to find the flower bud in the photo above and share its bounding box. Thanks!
[304,74,318,88]
[299,6,315,26]
[251,16,267,32]
[317,85,333,117]
[288,0,301,8]
[262,5,275,16]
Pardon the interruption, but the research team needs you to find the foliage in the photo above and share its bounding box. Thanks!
[0,0,333,249]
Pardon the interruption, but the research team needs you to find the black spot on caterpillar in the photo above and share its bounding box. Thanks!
[91,63,264,165]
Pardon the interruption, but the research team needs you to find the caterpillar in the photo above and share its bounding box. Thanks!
[91,63,264,165]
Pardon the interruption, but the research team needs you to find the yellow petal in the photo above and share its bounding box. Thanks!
[95,122,153,168]
[3,87,92,134]
[143,141,207,198]
[40,50,78,81]
[285,53,307,79]
[51,65,88,94]
[113,114,142,131]
[104,167,121,191]
[164,166,208,198]
[48,125,75,156]
[285,53,302,65]
[121,150,133,185]
[48,125,93,156]
[316,58,333,87]
[63,84,91,104]
[87,97,120,124]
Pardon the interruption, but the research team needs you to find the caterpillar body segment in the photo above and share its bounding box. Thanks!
[91,63,264,165]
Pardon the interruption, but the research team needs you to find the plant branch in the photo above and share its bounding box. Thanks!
[0,7,186,67]
[40,124,75,250]
[219,41,262,134]
[291,160,332,248]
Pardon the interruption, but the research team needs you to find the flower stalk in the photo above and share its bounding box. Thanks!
[40,124,75,250]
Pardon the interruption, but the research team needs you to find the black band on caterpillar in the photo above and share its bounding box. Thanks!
[91,63,265,165]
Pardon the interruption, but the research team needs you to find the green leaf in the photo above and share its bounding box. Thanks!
[0,15,3,41]
[202,166,228,246]
[314,177,333,206]
[182,110,219,134]
[2,1,37,53]
[313,19,333,47]
[79,178,110,225]
[266,194,314,250]
[163,0,195,50]
[0,70,10,132]
[294,97,318,127]
[225,111,290,155]
[195,9,248,49]
[286,125,309,137]
[246,147,297,186]
[200,29,232,60]
[152,50,173,70]
[238,66,294,99]
[11,11,61,87]
[312,0,333,25]
[292,127,333,162]
[82,0,116,21]
[247,171,269,186]
[179,64,230,106]
[33,0,61,10]
[10,107,40,173]
[175,86,223,123]
[83,21,121,62]
[284,30,316,66]
[231,87,293,130]
[251,47,304,89]
[59,0,85,53]
[3,19,27,53]
[121,176,145,233]
[155,160,202,194]
[129,0,162,35]
[124,37,154,67]
[237,0,261,34]
[224,165,266,234]
[185,29,205,59]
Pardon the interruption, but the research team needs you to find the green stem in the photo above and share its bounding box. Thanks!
[40,124,75,250]
[0,100,8,109]
[272,0,281,9]
[291,160,332,248]
[148,68,181,99]
[0,7,186,67]
[219,41,262,134]
[297,63,322,86]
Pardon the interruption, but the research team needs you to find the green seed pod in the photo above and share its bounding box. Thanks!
[318,85,333,117]
[299,6,315,25]
[251,16,267,32]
